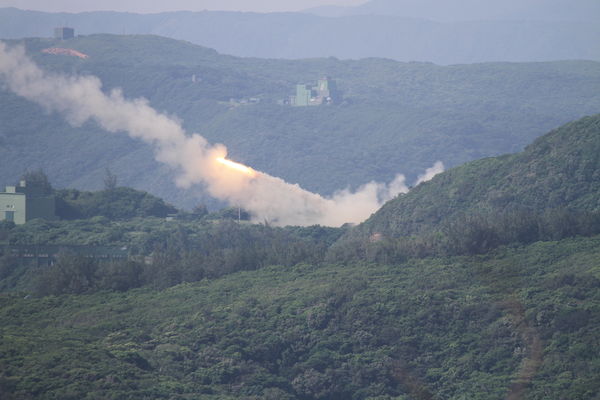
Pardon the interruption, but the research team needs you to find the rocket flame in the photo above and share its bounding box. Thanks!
[216,157,256,177]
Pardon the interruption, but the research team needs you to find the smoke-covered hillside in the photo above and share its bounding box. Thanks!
[1,34,600,211]
[1,7,599,64]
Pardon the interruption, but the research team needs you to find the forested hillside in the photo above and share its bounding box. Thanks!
[1,114,600,399]
[1,236,598,399]
[1,34,600,209]
[356,114,600,238]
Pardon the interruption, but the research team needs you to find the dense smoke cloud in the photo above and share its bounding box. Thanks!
[0,42,443,226]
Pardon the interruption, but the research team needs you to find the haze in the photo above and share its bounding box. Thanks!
[0,0,367,13]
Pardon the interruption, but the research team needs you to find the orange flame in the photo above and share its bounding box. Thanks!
[216,157,256,177]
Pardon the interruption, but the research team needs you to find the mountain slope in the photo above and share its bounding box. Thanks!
[359,114,600,237]
[1,7,599,64]
[1,35,600,210]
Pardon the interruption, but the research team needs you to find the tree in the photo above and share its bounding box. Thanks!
[34,254,98,296]
[103,168,118,191]
[192,204,209,218]
[20,169,52,195]
[0,220,15,236]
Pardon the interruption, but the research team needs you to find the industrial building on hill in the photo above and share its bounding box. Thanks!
[0,181,57,225]
[290,77,340,106]
[54,27,75,40]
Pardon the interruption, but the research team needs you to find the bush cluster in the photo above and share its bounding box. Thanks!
[332,208,600,264]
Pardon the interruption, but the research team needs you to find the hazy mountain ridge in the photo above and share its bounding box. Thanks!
[1,7,599,64]
[307,0,600,22]
[1,34,600,210]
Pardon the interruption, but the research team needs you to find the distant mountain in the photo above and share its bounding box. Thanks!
[1,34,600,210]
[1,7,599,64]
[357,114,600,237]
[308,0,600,22]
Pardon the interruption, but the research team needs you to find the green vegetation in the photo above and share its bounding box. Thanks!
[0,236,598,399]
[0,212,345,294]
[55,187,178,220]
[332,208,600,267]
[1,35,600,208]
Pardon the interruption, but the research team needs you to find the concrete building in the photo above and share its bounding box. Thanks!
[290,77,340,106]
[0,186,25,225]
[54,27,75,40]
[0,181,57,225]
[295,84,313,106]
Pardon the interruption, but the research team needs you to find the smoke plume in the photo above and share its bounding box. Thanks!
[415,161,445,186]
[0,42,442,226]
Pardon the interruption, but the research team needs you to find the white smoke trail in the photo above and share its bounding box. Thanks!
[414,161,445,186]
[0,42,438,227]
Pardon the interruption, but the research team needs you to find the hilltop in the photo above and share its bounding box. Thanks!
[1,34,600,210]
[354,114,600,238]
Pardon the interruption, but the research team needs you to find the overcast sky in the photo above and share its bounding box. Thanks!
[0,0,368,13]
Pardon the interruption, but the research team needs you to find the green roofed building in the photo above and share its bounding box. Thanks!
[0,180,57,225]
[295,84,313,107]
[290,77,340,106]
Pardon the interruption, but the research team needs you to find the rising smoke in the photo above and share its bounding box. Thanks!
[415,161,445,186]
[0,42,443,227]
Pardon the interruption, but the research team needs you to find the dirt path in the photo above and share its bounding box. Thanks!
[501,297,544,400]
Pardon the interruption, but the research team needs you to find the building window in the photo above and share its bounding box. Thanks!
[4,211,15,222]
